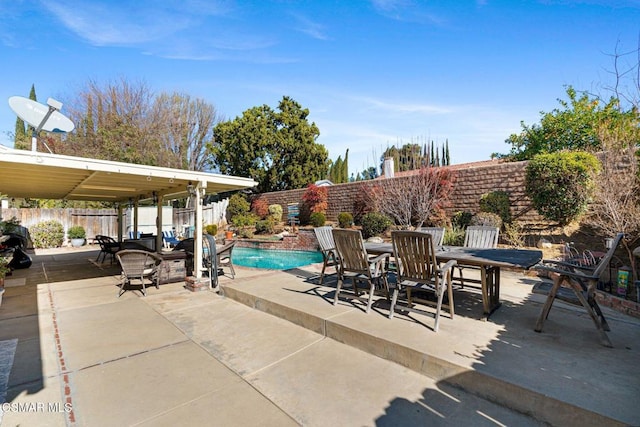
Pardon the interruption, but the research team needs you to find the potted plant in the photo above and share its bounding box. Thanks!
[68,225,86,247]
[0,256,10,307]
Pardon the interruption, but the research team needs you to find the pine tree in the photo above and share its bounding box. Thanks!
[26,84,37,142]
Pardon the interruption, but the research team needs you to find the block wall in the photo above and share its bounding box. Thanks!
[259,160,543,223]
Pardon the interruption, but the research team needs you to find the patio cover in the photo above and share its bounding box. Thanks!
[0,145,257,284]
[0,145,256,201]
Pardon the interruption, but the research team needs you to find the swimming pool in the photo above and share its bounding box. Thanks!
[232,247,323,270]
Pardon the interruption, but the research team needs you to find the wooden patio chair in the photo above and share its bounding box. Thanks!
[116,249,163,297]
[418,227,446,247]
[455,226,499,288]
[533,232,625,347]
[314,226,338,285]
[332,228,390,313]
[391,231,457,332]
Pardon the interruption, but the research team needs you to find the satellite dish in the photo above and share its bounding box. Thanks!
[8,95,75,152]
[9,96,75,133]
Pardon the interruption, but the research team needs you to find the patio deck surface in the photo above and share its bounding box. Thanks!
[0,246,638,426]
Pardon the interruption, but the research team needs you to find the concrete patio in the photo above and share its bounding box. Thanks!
[0,246,638,426]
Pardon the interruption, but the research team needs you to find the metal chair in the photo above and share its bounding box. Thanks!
[314,226,338,285]
[115,249,163,297]
[332,228,390,313]
[95,235,120,264]
[391,231,457,332]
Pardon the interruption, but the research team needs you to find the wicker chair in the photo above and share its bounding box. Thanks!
[95,235,120,264]
[216,240,236,279]
[116,249,163,297]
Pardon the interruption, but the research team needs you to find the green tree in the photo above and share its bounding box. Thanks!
[498,86,637,161]
[210,96,329,193]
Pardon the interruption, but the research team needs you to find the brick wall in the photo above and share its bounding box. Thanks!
[259,160,543,223]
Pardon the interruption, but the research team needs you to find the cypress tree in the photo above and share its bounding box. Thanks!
[445,139,450,165]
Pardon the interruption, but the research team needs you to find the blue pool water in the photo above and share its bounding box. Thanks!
[232,247,323,270]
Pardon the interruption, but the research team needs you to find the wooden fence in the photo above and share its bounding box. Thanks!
[1,199,230,241]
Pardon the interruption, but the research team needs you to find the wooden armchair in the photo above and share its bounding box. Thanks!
[418,227,446,247]
[391,231,457,332]
[332,229,390,313]
[455,226,499,288]
[314,226,338,285]
[533,233,625,347]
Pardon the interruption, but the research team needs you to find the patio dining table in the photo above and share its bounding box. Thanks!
[365,242,543,319]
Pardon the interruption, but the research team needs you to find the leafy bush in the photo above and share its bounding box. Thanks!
[204,224,218,235]
[337,212,353,228]
[525,151,599,225]
[251,196,270,219]
[31,220,64,248]
[231,213,258,229]
[226,193,250,223]
[361,212,392,239]
[268,204,283,223]
[470,212,503,229]
[479,191,511,225]
[309,212,326,227]
[451,211,473,229]
[444,226,465,246]
[255,219,276,234]
[67,225,86,239]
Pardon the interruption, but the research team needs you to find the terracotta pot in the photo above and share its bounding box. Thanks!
[225,231,234,240]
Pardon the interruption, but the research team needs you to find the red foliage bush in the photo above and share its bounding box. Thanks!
[251,196,270,219]
[302,184,328,214]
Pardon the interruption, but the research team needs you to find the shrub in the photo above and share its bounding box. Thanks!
[470,212,503,229]
[337,212,353,228]
[204,224,218,235]
[309,212,326,227]
[268,204,283,223]
[226,193,250,223]
[251,196,270,219]
[255,219,276,234]
[444,226,465,246]
[479,191,511,225]
[31,220,64,248]
[361,212,392,239]
[525,151,599,225]
[68,225,86,239]
[503,221,525,248]
[451,211,473,229]
[231,213,258,229]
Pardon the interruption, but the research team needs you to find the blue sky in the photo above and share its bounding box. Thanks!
[1,1,638,175]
